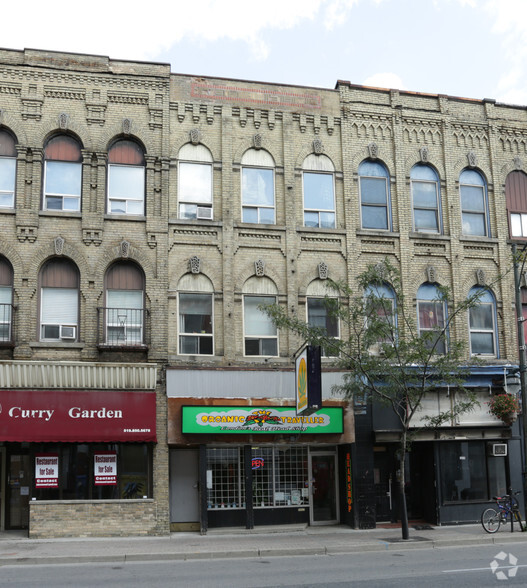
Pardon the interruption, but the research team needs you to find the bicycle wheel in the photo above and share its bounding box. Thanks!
[482,508,501,533]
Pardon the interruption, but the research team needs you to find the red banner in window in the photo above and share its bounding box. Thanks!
[0,390,156,442]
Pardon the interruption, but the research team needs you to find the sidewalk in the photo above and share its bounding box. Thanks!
[1,523,527,567]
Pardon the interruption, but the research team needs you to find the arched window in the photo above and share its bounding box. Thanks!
[306,279,339,356]
[178,144,213,220]
[460,169,489,237]
[0,256,13,341]
[107,139,145,216]
[411,164,441,233]
[178,273,214,355]
[303,154,335,228]
[417,283,446,353]
[40,258,79,341]
[506,171,527,238]
[241,149,275,224]
[43,135,82,212]
[359,160,391,230]
[243,276,278,356]
[469,286,497,356]
[0,129,16,208]
[105,261,145,345]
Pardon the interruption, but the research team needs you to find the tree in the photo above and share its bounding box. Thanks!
[263,259,483,540]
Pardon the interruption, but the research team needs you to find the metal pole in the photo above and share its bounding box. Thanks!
[512,243,527,514]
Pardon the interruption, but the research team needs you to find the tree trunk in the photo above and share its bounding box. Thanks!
[398,433,410,540]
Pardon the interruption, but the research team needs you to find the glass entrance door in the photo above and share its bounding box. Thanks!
[7,453,30,529]
[309,452,339,525]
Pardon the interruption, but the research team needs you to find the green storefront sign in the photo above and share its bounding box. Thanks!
[182,406,343,434]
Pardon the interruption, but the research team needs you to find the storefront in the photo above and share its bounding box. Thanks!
[166,368,354,532]
[0,388,156,536]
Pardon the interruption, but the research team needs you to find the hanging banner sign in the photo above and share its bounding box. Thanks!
[35,453,59,488]
[295,345,322,416]
[94,451,117,486]
[182,406,343,434]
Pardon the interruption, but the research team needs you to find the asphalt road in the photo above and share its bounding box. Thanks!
[2,542,527,587]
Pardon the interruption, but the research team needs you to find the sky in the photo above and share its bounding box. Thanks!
[3,0,527,104]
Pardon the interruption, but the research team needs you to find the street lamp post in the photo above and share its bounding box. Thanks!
[512,242,527,510]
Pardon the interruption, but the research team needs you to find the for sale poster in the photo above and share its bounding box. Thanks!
[35,454,59,488]
[94,451,117,485]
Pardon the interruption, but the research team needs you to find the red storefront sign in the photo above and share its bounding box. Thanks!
[35,453,59,488]
[0,390,156,442]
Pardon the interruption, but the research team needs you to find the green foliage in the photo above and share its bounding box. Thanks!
[488,394,520,425]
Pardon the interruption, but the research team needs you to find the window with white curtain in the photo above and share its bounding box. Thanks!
[0,129,17,208]
[241,149,275,224]
[178,143,213,220]
[39,258,79,341]
[302,154,335,229]
[107,140,145,216]
[43,135,82,212]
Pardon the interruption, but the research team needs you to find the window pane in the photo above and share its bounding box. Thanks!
[107,290,142,309]
[108,166,145,199]
[360,177,387,205]
[179,293,212,334]
[522,214,527,237]
[471,332,494,354]
[511,214,522,236]
[470,304,493,330]
[41,288,78,324]
[307,298,338,337]
[362,205,388,230]
[304,212,319,227]
[414,209,438,231]
[244,296,276,336]
[261,338,278,356]
[461,185,485,211]
[110,200,126,214]
[419,302,444,329]
[0,193,13,207]
[45,196,63,210]
[413,181,437,207]
[242,207,258,223]
[45,161,81,196]
[259,207,275,224]
[303,172,334,210]
[179,162,212,204]
[462,212,486,236]
[0,158,15,192]
[242,168,274,206]
[180,203,197,219]
[126,199,144,215]
[319,212,335,229]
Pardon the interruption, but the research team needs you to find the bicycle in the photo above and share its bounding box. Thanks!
[481,490,526,534]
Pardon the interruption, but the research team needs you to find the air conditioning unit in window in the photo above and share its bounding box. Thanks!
[491,443,507,456]
[197,206,213,220]
[60,325,76,340]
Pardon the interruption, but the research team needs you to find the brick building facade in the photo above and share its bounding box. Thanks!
[0,47,525,536]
